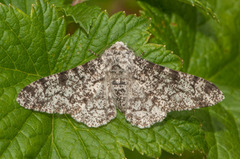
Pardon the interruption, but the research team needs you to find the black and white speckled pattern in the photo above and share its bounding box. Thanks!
[17,42,224,128]
[17,57,116,127]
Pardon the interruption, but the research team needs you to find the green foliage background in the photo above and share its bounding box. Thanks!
[0,0,239,158]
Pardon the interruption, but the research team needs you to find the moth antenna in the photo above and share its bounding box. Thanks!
[89,50,98,57]
[140,51,145,57]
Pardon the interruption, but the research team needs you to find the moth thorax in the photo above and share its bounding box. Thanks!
[110,64,125,74]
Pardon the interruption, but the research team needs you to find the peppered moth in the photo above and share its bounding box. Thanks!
[17,42,224,128]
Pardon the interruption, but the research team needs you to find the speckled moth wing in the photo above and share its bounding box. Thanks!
[17,59,116,127]
[118,56,224,128]
[17,41,225,129]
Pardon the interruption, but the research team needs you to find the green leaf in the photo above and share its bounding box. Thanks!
[138,43,182,70]
[0,0,36,14]
[0,0,78,36]
[139,0,240,158]
[65,2,101,33]
[138,0,196,71]
[2,0,238,158]
[56,11,182,72]
[0,0,73,14]
[0,0,200,159]
[177,0,218,21]
[48,0,72,9]
[198,1,240,158]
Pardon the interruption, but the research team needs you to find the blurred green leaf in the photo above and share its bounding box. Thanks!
[138,0,196,71]
[48,0,73,9]
[177,0,218,21]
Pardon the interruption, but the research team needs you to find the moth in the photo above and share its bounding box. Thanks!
[17,42,224,128]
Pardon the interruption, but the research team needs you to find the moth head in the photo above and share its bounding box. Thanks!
[101,42,134,70]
